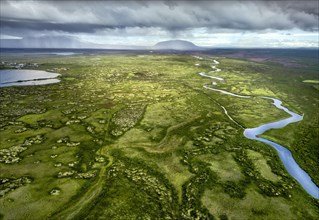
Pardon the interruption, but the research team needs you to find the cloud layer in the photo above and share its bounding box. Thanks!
[1,0,318,48]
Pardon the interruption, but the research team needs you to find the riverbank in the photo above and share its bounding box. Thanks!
[198,59,319,199]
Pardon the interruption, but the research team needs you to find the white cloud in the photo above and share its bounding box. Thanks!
[0,34,22,39]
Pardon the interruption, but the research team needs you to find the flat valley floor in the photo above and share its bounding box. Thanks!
[0,50,318,219]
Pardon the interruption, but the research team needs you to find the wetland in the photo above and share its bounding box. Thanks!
[0,49,318,219]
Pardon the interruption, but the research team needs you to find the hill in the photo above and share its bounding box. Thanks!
[153,40,203,51]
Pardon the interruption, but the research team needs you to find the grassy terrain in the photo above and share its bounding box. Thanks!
[303,80,319,83]
[0,52,318,219]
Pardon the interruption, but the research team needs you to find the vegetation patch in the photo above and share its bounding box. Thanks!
[247,149,281,182]
[0,176,32,197]
[109,105,145,136]
[303,80,319,83]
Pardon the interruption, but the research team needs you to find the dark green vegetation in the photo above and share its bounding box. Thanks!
[0,51,318,219]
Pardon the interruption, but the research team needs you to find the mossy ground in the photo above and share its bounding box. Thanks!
[0,52,318,219]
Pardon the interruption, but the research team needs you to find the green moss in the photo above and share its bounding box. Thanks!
[246,149,281,182]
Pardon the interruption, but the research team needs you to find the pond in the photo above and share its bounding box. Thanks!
[0,69,60,88]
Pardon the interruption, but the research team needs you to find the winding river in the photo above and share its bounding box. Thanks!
[196,59,319,199]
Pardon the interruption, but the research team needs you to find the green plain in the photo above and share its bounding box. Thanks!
[0,52,318,219]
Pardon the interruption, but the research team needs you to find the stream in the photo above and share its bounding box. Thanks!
[197,59,319,199]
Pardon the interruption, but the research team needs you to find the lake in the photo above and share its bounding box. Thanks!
[0,69,60,88]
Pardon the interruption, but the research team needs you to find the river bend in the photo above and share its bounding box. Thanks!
[198,58,319,199]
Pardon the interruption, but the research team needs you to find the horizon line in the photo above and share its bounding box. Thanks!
[1,47,318,51]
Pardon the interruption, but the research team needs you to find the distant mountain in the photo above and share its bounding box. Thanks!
[153,40,204,51]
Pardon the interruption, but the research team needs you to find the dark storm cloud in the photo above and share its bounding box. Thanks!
[0,0,318,36]
[0,18,124,33]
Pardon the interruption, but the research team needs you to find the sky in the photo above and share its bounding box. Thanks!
[0,0,318,48]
